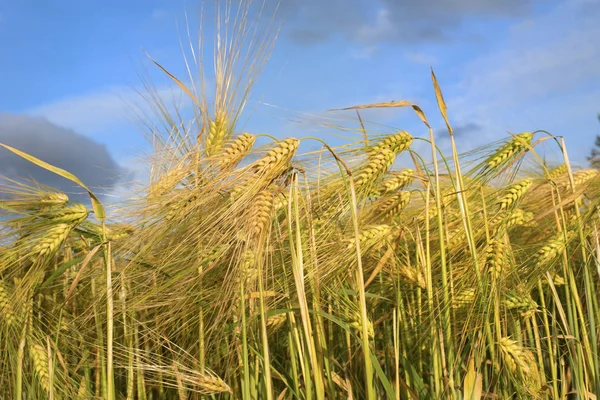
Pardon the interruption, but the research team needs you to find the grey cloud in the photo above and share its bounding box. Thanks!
[273,0,539,45]
[436,122,482,139]
[0,113,126,203]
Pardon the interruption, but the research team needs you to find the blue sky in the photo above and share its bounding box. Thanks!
[0,0,599,200]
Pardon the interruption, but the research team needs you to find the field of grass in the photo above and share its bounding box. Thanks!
[1,2,599,399]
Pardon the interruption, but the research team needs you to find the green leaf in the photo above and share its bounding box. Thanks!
[0,143,106,221]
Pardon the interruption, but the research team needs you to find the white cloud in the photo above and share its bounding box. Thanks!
[28,85,190,136]
[446,0,600,161]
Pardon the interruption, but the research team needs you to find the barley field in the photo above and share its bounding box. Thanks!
[1,2,599,399]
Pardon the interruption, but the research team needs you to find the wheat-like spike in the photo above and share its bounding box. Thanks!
[249,190,275,239]
[218,133,256,169]
[105,224,135,241]
[240,249,258,287]
[331,371,350,394]
[376,191,411,217]
[380,168,415,193]
[497,337,536,375]
[0,248,18,269]
[252,138,300,177]
[503,292,538,317]
[29,343,50,393]
[490,208,535,235]
[196,373,231,394]
[535,232,570,268]
[447,227,467,250]
[43,203,89,224]
[76,375,89,399]
[39,192,70,210]
[452,288,476,309]
[0,280,17,326]
[32,223,71,258]
[572,168,598,187]
[542,271,566,286]
[547,164,568,180]
[266,313,288,331]
[347,310,375,338]
[165,194,198,221]
[346,225,392,250]
[397,264,426,289]
[369,131,413,156]
[483,239,507,280]
[485,132,534,169]
[205,112,229,156]
[355,149,397,188]
[497,179,533,210]
[232,138,299,198]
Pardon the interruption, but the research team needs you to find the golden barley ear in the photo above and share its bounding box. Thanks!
[497,179,533,210]
[484,132,534,171]
[217,133,256,169]
[0,280,18,326]
[205,112,230,156]
[380,168,415,193]
[29,343,51,394]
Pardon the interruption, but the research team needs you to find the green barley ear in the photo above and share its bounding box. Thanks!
[452,288,476,309]
[503,291,538,318]
[39,192,70,211]
[218,133,256,169]
[347,309,375,338]
[205,112,229,156]
[497,179,533,210]
[31,223,72,259]
[29,343,50,394]
[485,132,534,170]
[42,203,89,225]
[535,232,571,268]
